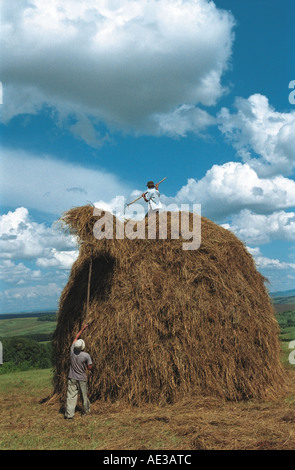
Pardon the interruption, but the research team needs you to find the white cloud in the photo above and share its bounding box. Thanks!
[222,209,295,245]
[247,246,295,270]
[36,249,78,269]
[246,246,295,293]
[218,94,295,177]
[0,0,235,140]
[0,260,42,285]
[0,207,77,260]
[0,148,130,215]
[0,207,79,312]
[173,162,295,220]
[93,195,147,221]
[0,282,62,305]
[154,105,216,137]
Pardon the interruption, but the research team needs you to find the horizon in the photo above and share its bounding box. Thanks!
[1,288,294,316]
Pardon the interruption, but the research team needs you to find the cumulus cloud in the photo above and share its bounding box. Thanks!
[0,282,62,313]
[173,162,295,220]
[0,260,42,285]
[0,207,77,260]
[0,0,235,140]
[154,105,216,137]
[244,247,295,293]
[247,247,295,271]
[0,207,79,312]
[218,94,295,177]
[0,148,130,215]
[222,209,295,245]
[36,249,78,269]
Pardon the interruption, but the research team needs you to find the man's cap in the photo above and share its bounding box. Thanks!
[146,181,155,188]
[74,339,85,350]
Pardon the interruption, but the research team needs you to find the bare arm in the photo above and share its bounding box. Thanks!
[72,324,88,345]
[142,191,148,202]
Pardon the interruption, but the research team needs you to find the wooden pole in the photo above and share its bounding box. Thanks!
[85,258,92,324]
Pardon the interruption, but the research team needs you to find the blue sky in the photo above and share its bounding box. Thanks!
[0,0,295,313]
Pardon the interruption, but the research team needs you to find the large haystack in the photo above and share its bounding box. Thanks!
[52,205,287,405]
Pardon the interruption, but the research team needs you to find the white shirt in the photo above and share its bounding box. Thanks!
[145,188,162,210]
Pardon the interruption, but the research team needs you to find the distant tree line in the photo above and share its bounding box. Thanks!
[0,337,53,374]
[276,310,295,332]
[0,312,57,374]
[22,333,53,342]
[0,311,57,320]
[37,314,57,322]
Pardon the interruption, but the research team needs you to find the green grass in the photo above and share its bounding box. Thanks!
[0,369,103,450]
[0,368,183,450]
[276,309,295,366]
[0,316,56,339]
[1,367,295,450]
[280,326,295,342]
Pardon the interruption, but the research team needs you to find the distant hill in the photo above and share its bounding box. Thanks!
[0,312,57,340]
[270,289,295,307]
[0,310,57,320]
[272,297,295,305]
[270,289,295,298]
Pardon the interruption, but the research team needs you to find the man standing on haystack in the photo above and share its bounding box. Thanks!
[65,324,93,419]
[142,181,162,213]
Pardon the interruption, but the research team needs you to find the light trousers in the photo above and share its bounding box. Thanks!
[65,378,90,418]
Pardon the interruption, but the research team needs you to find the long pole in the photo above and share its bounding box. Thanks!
[85,258,92,324]
[126,177,167,207]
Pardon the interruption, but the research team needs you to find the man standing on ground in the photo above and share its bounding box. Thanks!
[65,324,92,419]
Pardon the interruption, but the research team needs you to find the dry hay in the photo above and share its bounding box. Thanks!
[52,205,287,405]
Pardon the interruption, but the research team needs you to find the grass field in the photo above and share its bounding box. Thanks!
[0,316,56,339]
[0,367,295,450]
